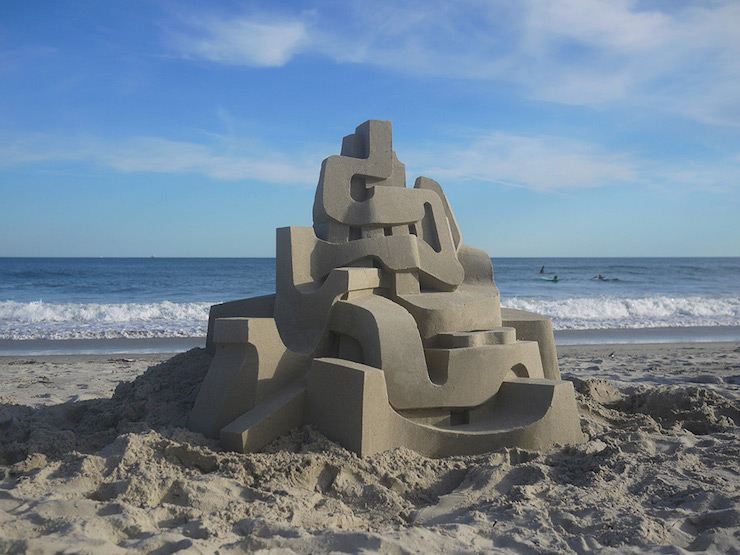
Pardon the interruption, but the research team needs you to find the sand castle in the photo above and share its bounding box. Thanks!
[188,120,584,456]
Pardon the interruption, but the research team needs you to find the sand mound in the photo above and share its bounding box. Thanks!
[1,347,739,553]
[0,349,214,465]
[617,385,740,434]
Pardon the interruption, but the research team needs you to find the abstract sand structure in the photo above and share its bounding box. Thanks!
[188,120,584,456]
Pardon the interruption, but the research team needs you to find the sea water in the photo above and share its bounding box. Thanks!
[1,257,739,347]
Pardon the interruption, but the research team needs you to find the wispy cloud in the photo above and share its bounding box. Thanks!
[523,0,673,55]
[403,131,638,192]
[5,127,735,195]
[1,126,638,192]
[106,137,316,183]
[404,129,740,194]
[168,16,310,67]
[0,132,319,185]
[517,0,740,124]
[166,1,740,126]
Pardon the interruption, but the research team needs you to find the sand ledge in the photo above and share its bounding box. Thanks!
[1,343,739,553]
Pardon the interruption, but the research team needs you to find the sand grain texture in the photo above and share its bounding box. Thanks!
[1,344,739,553]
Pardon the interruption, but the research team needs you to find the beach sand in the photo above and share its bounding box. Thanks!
[1,343,738,553]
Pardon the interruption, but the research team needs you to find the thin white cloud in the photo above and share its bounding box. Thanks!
[403,131,638,192]
[1,129,638,192]
[517,0,740,123]
[0,133,318,185]
[167,1,740,126]
[2,128,736,195]
[106,137,315,183]
[404,128,740,194]
[523,0,673,54]
[169,17,309,67]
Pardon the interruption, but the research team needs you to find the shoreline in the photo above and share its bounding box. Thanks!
[1,324,738,355]
[554,324,740,345]
[0,336,206,356]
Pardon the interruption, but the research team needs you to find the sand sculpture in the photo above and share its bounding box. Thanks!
[188,120,584,456]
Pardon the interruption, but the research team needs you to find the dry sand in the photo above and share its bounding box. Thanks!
[1,342,738,553]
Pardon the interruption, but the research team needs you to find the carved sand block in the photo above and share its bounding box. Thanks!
[189,120,584,456]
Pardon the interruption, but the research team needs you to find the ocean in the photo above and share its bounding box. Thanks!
[1,257,739,352]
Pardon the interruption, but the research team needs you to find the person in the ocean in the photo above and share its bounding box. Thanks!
[540,266,545,274]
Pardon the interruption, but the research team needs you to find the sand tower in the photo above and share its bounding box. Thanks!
[188,120,584,456]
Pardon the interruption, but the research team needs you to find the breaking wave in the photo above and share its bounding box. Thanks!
[0,300,211,340]
[1,295,739,340]
[502,295,740,330]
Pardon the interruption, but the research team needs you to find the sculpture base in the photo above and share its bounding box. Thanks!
[191,314,585,457]
[307,358,585,457]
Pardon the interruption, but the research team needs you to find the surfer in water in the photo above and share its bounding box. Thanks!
[539,266,545,274]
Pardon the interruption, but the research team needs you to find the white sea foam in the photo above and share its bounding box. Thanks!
[502,295,740,330]
[0,300,211,340]
[1,296,739,339]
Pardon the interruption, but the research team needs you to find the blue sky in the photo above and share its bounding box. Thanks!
[1,0,738,257]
